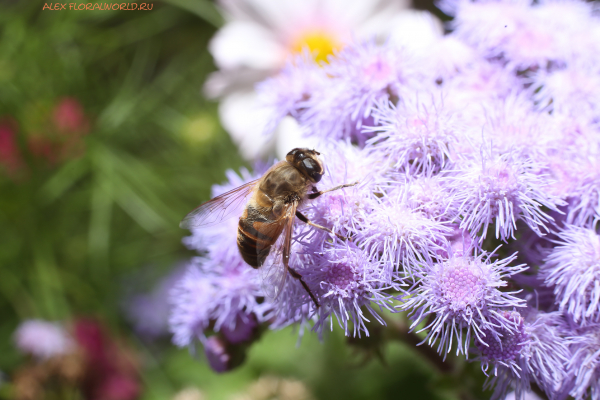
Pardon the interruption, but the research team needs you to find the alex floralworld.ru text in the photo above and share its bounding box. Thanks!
[42,3,153,10]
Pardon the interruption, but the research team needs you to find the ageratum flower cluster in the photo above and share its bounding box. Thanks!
[170,0,600,398]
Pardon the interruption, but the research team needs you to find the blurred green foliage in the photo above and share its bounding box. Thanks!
[0,1,488,399]
[1,0,242,378]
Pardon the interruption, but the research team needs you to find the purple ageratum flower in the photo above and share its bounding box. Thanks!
[441,61,524,132]
[476,309,570,400]
[451,146,562,244]
[534,0,600,65]
[440,0,534,64]
[566,171,600,228]
[168,258,270,349]
[394,172,461,222]
[564,323,600,400]
[365,94,460,175]
[564,143,600,227]
[14,319,75,360]
[540,225,600,325]
[256,53,326,134]
[353,188,452,277]
[300,240,402,338]
[441,0,597,71]
[299,140,388,239]
[125,265,187,339]
[532,62,600,120]
[435,225,475,259]
[401,251,527,357]
[299,40,427,145]
[475,94,560,160]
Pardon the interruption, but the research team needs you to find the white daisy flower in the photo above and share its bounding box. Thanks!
[204,0,413,160]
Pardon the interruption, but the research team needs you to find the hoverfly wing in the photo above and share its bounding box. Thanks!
[260,242,287,302]
[180,179,259,229]
[259,202,297,302]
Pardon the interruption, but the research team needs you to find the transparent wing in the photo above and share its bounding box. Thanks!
[180,179,259,229]
[260,202,297,302]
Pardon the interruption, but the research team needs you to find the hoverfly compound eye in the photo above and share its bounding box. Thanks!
[302,158,323,182]
[286,148,301,157]
[286,148,306,164]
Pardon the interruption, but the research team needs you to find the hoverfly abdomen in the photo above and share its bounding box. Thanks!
[237,206,282,268]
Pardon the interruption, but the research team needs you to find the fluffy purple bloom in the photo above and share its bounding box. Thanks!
[532,63,600,120]
[124,265,186,339]
[564,323,600,400]
[354,189,452,277]
[442,61,523,117]
[451,146,561,244]
[302,240,401,338]
[540,225,600,325]
[564,148,600,228]
[476,309,570,400]
[300,140,389,238]
[366,94,460,174]
[474,94,560,160]
[396,173,460,222]
[441,0,598,71]
[169,258,269,348]
[256,54,326,134]
[300,40,427,145]
[401,251,527,356]
[14,319,75,360]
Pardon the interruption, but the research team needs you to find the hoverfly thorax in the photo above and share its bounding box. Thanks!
[286,148,324,183]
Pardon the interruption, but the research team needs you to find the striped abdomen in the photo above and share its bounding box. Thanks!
[237,206,284,268]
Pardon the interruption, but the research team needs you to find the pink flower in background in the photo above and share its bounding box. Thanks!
[74,318,140,400]
[28,97,90,165]
[53,97,90,135]
[13,318,140,399]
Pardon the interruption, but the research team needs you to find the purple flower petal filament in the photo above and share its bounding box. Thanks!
[402,252,527,357]
[541,225,600,325]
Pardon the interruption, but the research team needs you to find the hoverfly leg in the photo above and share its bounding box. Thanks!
[288,267,320,308]
[307,181,359,200]
[295,211,348,241]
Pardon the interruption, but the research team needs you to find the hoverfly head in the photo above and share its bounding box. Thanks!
[286,148,324,183]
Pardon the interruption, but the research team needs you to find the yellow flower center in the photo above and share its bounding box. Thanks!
[290,30,341,63]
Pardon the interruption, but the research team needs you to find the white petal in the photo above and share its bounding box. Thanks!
[388,10,444,52]
[209,21,285,70]
[343,0,411,38]
[203,69,270,99]
[504,391,542,400]
[218,0,320,43]
[275,116,323,160]
[218,91,275,160]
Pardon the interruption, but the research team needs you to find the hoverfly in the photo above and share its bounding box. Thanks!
[180,148,358,308]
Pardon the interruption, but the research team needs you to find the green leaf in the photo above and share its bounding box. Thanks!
[160,0,224,27]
